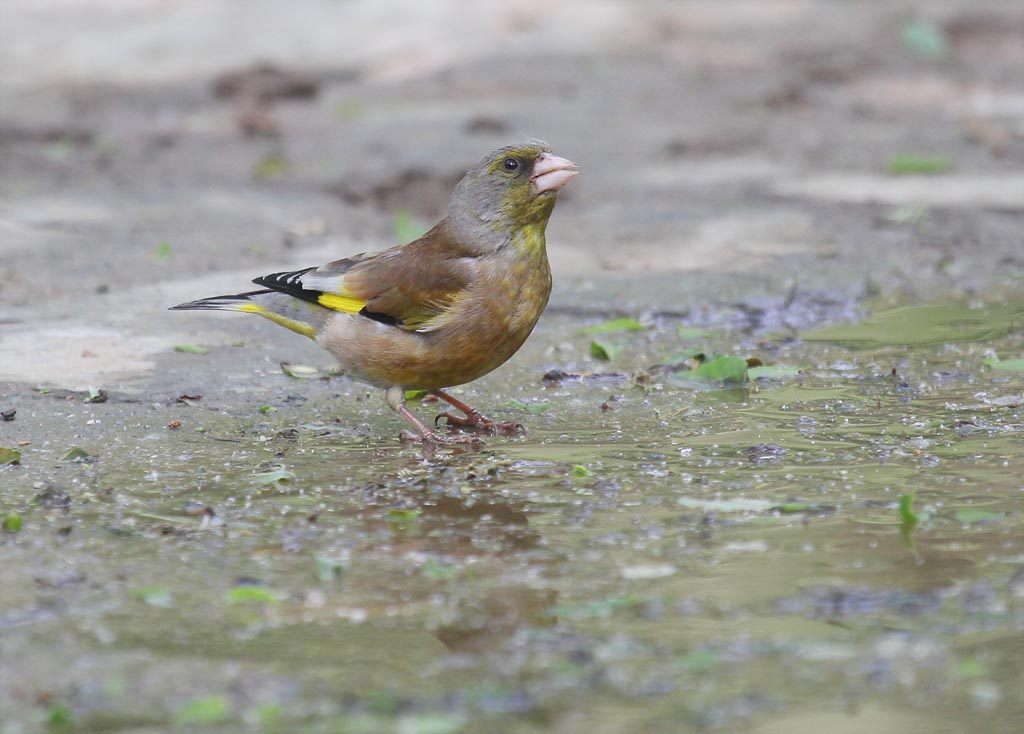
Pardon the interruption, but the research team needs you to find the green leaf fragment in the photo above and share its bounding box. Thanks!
[404,389,429,401]
[899,494,919,529]
[134,585,173,607]
[61,447,90,462]
[227,586,280,604]
[0,447,21,465]
[422,557,457,580]
[955,508,1003,524]
[387,508,422,524]
[692,355,749,384]
[679,649,719,672]
[572,464,593,478]
[253,153,289,180]
[46,705,74,734]
[984,357,1024,372]
[85,386,107,403]
[2,512,23,532]
[590,340,620,361]
[579,317,646,335]
[252,469,295,485]
[887,154,952,175]
[173,695,232,725]
[174,344,208,355]
[313,554,346,582]
[280,363,322,378]
[258,404,276,415]
[153,241,173,259]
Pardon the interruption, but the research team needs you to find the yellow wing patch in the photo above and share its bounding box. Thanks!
[317,293,366,313]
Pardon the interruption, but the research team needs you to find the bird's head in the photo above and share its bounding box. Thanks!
[448,141,578,249]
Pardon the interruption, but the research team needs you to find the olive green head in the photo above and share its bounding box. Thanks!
[448,141,578,250]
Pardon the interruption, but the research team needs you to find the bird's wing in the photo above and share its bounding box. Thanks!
[252,223,479,331]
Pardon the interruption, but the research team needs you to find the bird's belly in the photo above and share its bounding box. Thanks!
[319,296,544,393]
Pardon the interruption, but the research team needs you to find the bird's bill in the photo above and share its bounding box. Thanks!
[531,152,578,193]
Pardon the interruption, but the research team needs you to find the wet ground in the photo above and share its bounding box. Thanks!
[2,1,1024,733]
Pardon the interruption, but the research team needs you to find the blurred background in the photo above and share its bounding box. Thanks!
[3,0,1022,333]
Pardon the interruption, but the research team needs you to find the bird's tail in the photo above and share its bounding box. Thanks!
[171,289,329,340]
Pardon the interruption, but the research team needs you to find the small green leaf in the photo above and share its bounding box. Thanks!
[280,363,322,379]
[675,326,709,340]
[404,389,429,401]
[227,586,280,604]
[134,585,173,607]
[253,153,289,180]
[174,344,208,355]
[394,209,430,242]
[258,404,276,415]
[252,469,295,485]
[887,154,952,175]
[46,705,74,734]
[422,557,457,580]
[590,340,620,361]
[2,512,23,532]
[313,554,346,582]
[387,508,422,524]
[899,494,919,528]
[254,704,284,728]
[579,318,646,335]
[153,241,173,260]
[679,650,719,672]
[901,19,948,59]
[84,386,107,403]
[387,508,422,533]
[984,357,1024,372]
[772,503,815,514]
[572,464,593,478]
[955,508,1003,524]
[173,695,232,725]
[0,447,21,466]
[61,447,90,462]
[692,355,749,384]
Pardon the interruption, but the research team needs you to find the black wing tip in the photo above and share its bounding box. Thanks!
[253,267,321,304]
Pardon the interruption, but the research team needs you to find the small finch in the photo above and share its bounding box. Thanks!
[172,141,577,445]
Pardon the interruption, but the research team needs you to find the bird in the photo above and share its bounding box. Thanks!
[171,141,577,446]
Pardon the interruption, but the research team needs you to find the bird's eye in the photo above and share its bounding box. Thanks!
[502,157,520,172]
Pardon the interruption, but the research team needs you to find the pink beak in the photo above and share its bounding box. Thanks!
[531,152,578,194]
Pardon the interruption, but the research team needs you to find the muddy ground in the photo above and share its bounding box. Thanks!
[1,1,1023,733]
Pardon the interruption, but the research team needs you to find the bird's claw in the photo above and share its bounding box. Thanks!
[434,412,525,437]
[400,428,486,448]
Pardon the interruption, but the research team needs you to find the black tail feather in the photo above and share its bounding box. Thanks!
[169,289,270,311]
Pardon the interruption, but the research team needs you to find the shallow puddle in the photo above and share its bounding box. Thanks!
[2,302,1023,733]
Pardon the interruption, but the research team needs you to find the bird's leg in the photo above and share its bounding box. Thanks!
[432,389,525,437]
[386,386,484,447]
